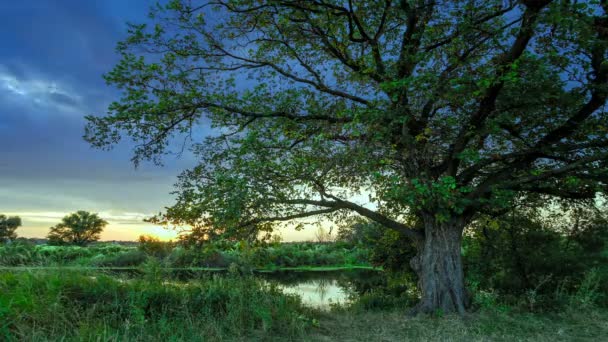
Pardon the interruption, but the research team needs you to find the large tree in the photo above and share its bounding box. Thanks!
[0,215,21,243]
[86,0,608,314]
[47,211,108,246]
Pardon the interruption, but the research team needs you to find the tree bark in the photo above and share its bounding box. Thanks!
[410,215,470,315]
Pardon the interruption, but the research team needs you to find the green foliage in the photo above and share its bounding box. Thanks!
[84,0,608,248]
[0,240,371,271]
[338,221,416,273]
[84,1,608,313]
[0,243,132,267]
[137,235,173,259]
[0,215,21,243]
[464,200,608,310]
[47,211,108,246]
[0,243,37,266]
[164,241,371,270]
[0,271,309,340]
[91,249,148,268]
[348,271,418,311]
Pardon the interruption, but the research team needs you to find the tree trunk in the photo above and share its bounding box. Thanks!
[410,216,469,315]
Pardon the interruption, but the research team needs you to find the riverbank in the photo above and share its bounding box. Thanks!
[2,270,606,341]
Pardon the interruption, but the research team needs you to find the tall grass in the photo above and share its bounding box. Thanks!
[0,241,371,270]
[0,243,132,267]
[0,270,310,341]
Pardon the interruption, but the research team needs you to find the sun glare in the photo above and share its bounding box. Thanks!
[139,226,179,241]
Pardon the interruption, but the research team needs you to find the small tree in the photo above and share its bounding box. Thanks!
[47,211,108,246]
[0,215,21,243]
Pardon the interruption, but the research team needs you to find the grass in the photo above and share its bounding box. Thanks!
[0,270,311,341]
[1,269,606,341]
[311,308,608,341]
[2,240,607,340]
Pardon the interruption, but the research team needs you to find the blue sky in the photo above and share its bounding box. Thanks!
[0,0,195,240]
[0,0,320,241]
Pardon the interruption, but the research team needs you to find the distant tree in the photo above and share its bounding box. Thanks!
[86,0,608,314]
[0,215,21,243]
[47,211,108,246]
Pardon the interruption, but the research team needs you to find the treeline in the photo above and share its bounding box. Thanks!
[0,211,107,246]
[0,238,371,271]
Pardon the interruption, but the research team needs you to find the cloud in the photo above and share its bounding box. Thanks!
[0,65,85,115]
[5,210,152,225]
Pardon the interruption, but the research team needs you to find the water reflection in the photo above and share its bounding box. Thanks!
[259,270,384,309]
[95,268,385,309]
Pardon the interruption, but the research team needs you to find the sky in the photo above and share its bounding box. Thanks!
[0,0,318,241]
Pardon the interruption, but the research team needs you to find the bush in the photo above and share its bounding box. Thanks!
[35,246,94,263]
[0,243,36,266]
[165,246,237,268]
[91,250,148,267]
[464,202,608,310]
[138,235,173,259]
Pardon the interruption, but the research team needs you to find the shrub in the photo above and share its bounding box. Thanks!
[138,235,173,259]
[91,250,148,267]
[35,246,94,263]
[0,243,36,266]
[464,201,608,310]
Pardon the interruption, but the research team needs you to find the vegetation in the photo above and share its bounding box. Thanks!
[0,215,21,243]
[339,197,608,310]
[47,211,108,246]
[464,198,608,308]
[0,243,130,267]
[0,270,309,341]
[0,266,606,341]
[84,0,608,313]
[0,240,370,271]
[311,308,608,342]
[4,0,608,340]
[1,201,606,340]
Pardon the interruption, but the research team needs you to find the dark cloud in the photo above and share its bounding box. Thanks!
[47,92,80,108]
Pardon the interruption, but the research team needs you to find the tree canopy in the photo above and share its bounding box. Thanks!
[86,0,608,313]
[0,215,21,243]
[48,211,108,246]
